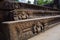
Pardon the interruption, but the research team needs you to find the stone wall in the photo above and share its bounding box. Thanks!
[2,18,55,40]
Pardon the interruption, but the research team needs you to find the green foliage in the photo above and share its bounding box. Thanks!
[37,0,53,5]
[15,0,19,1]
[28,1,31,4]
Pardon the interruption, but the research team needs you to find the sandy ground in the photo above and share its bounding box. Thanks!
[28,23,60,40]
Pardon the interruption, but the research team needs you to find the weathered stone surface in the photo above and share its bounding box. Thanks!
[2,17,60,40]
